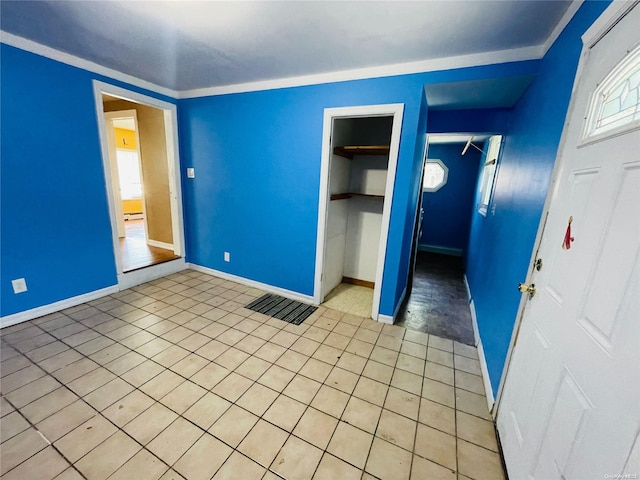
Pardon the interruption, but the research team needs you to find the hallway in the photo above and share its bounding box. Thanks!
[395,252,475,345]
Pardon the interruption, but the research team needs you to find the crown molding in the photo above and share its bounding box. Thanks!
[540,0,585,56]
[1,31,178,99]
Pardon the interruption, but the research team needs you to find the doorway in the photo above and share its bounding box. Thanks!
[314,104,404,321]
[93,81,185,286]
[397,133,501,343]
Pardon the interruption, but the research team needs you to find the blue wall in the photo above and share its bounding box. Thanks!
[420,143,483,254]
[177,61,539,317]
[0,44,176,317]
[465,0,611,394]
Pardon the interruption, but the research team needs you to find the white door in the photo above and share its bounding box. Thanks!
[497,4,640,479]
[104,115,125,238]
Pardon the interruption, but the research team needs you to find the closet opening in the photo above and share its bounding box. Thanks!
[314,104,404,321]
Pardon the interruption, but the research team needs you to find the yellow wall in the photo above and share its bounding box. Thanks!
[114,128,137,150]
[122,199,143,214]
[104,100,174,245]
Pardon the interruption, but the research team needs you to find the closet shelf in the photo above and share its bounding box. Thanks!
[330,192,385,201]
[333,145,390,159]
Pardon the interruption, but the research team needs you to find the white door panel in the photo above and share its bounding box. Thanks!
[498,4,640,479]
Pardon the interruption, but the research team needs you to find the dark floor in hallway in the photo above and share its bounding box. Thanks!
[395,251,475,345]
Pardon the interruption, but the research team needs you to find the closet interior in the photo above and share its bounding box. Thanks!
[321,116,393,317]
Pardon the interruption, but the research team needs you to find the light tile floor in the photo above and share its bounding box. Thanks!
[0,270,506,480]
[322,283,373,318]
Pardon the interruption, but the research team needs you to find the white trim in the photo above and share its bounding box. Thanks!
[312,104,404,322]
[0,285,119,329]
[467,294,496,414]
[147,240,174,251]
[118,258,186,290]
[93,80,186,290]
[188,263,315,305]
[540,0,585,56]
[377,314,394,325]
[0,31,177,98]
[463,274,472,302]
[378,283,409,325]
[178,46,541,98]
[495,1,638,413]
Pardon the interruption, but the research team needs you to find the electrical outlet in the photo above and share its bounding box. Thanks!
[12,278,27,294]
[187,168,195,178]
[224,252,230,262]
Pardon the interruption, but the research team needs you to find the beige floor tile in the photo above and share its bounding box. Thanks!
[455,388,492,420]
[75,431,140,480]
[178,332,211,352]
[455,371,485,395]
[315,317,338,331]
[382,324,405,339]
[75,337,115,357]
[0,428,48,475]
[253,342,286,362]
[427,347,454,368]
[68,367,116,396]
[6,375,61,408]
[252,324,279,342]
[376,409,416,451]
[362,359,394,384]
[263,394,306,432]
[425,361,455,386]
[105,351,146,376]
[1,446,69,480]
[456,411,498,452]
[238,419,289,467]
[303,325,330,343]
[384,387,420,420]
[430,336,454,353]
[109,449,168,480]
[153,345,191,368]
[174,433,232,480]
[454,355,482,376]
[327,421,373,469]
[310,385,350,418]
[336,352,367,375]
[36,400,97,442]
[26,341,70,363]
[345,338,375,358]
[410,455,456,480]
[183,392,231,430]
[352,376,388,407]
[391,369,424,395]
[195,339,229,359]
[53,467,85,480]
[52,358,100,384]
[121,360,164,387]
[234,355,273,381]
[271,436,323,480]
[414,423,457,470]
[291,337,321,357]
[39,349,84,373]
[170,354,209,378]
[323,332,351,350]
[325,366,359,394]
[89,343,130,365]
[422,378,455,408]
[311,345,342,365]
[0,396,14,417]
[147,417,203,466]
[258,364,295,392]
[365,437,412,480]
[354,327,379,344]
[102,390,154,427]
[213,451,265,480]
[215,347,250,370]
[212,372,253,402]
[54,415,117,463]
[283,375,321,404]
[396,353,425,376]
[313,453,362,480]
[23,388,79,427]
[293,407,338,450]
[419,398,456,435]
[234,318,262,334]
[236,383,279,416]
[160,380,207,414]
[270,331,298,348]
[453,341,477,359]
[140,370,185,400]
[275,349,309,373]
[457,439,505,480]
[1,411,30,442]
[401,341,427,360]
[234,335,267,355]
[370,346,399,367]
[191,362,231,389]
[0,355,31,378]
[209,404,258,447]
[342,396,382,434]
[298,358,333,383]
[376,334,402,351]
[404,330,429,346]
[84,378,134,411]
[216,327,247,346]
[124,402,178,445]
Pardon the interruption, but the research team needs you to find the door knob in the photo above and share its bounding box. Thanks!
[518,283,536,299]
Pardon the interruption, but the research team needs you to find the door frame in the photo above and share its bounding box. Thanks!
[103,109,149,242]
[494,0,636,414]
[313,103,404,321]
[93,80,185,285]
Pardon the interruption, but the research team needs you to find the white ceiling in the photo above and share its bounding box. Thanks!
[428,134,491,144]
[0,1,574,93]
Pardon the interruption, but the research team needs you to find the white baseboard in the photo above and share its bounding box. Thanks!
[1,285,119,329]
[187,263,315,305]
[463,274,472,303]
[377,284,407,324]
[147,239,174,251]
[119,258,186,289]
[418,244,463,256]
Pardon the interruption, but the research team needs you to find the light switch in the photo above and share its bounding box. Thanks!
[187,168,195,178]
[12,278,27,294]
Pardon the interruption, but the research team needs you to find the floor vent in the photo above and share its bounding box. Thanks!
[245,294,317,326]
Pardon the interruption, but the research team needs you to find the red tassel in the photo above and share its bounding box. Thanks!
[562,216,574,250]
